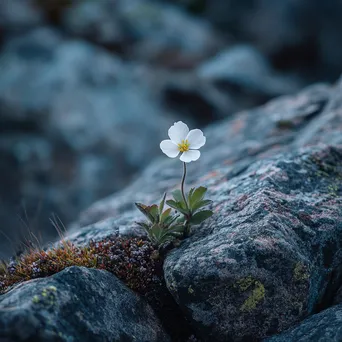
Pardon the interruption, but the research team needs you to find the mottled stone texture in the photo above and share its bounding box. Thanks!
[164,145,342,341]
[266,304,342,342]
[0,267,170,342]
[78,80,340,229]
[72,77,342,341]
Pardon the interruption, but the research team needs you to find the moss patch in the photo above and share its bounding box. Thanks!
[293,262,310,282]
[0,237,162,295]
[235,276,266,312]
[32,286,58,309]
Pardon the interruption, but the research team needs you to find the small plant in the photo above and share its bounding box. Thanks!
[166,186,213,237]
[136,121,213,248]
[135,193,185,246]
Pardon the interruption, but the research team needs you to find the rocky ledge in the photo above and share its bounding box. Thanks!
[1,78,342,341]
[0,267,169,341]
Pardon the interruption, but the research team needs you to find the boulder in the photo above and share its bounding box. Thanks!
[175,0,342,81]
[62,0,222,67]
[70,78,342,341]
[161,45,301,124]
[61,0,127,50]
[266,304,342,342]
[0,0,44,34]
[78,81,334,228]
[164,144,342,341]
[197,45,299,97]
[0,266,170,342]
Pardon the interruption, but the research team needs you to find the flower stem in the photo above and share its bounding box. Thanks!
[181,162,188,209]
[181,162,192,237]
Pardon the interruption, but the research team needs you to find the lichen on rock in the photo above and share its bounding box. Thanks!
[235,277,266,312]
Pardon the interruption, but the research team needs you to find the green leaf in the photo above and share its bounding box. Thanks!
[168,231,184,238]
[158,234,176,245]
[149,223,183,245]
[162,224,185,240]
[166,199,183,211]
[149,205,159,221]
[150,224,163,242]
[176,207,190,215]
[192,199,213,212]
[159,193,167,215]
[187,188,195,201]
[176,216,186,224]
[163,213,180,226]
[135,203,154,222]
[172,189,184,203]
[166,200,189,215]
[136,221,150,234]
[166,199,179,209]
[164,223,185,234]
[160,208,172,223]
[189,187,207,208]
[190,210,213,225]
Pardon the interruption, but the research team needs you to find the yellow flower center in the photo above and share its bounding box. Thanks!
[178,139,190,153]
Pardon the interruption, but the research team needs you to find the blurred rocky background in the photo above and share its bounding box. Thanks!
[0,0,341,259]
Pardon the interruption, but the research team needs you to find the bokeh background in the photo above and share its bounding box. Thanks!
[1,0,342,259]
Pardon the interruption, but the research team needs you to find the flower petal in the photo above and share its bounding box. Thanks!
[180,150,200,163]
[168,121,189,144]
[186,129,206,149]
[160,140,179,158]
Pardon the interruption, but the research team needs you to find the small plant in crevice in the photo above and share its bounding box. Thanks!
[135,193,184,246]
[136,121,213,250]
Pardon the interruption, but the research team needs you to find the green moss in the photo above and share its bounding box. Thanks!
[240,281,265,312]
[236,276,254,291]
[293,262,310,282]
[32,295,40,304]
[328,184,339,197]
[0,237,162,296]
[31,286,58,308]
[234,277,265,312]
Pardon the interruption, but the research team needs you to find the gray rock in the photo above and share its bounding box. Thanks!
[0,0,44,34]
[62,0,222,67]
[265,304,342,342]
[78,81,334,228]
[163,144,342,341]
[197,45,299,96]
[0,29,172,157]
[0,266,170,342]
[202,0,342,81]
[70,78,342,341]
[62,0,126,48]
[161,45,301,123]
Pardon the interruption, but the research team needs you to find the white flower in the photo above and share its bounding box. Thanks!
[160,121,206,163]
